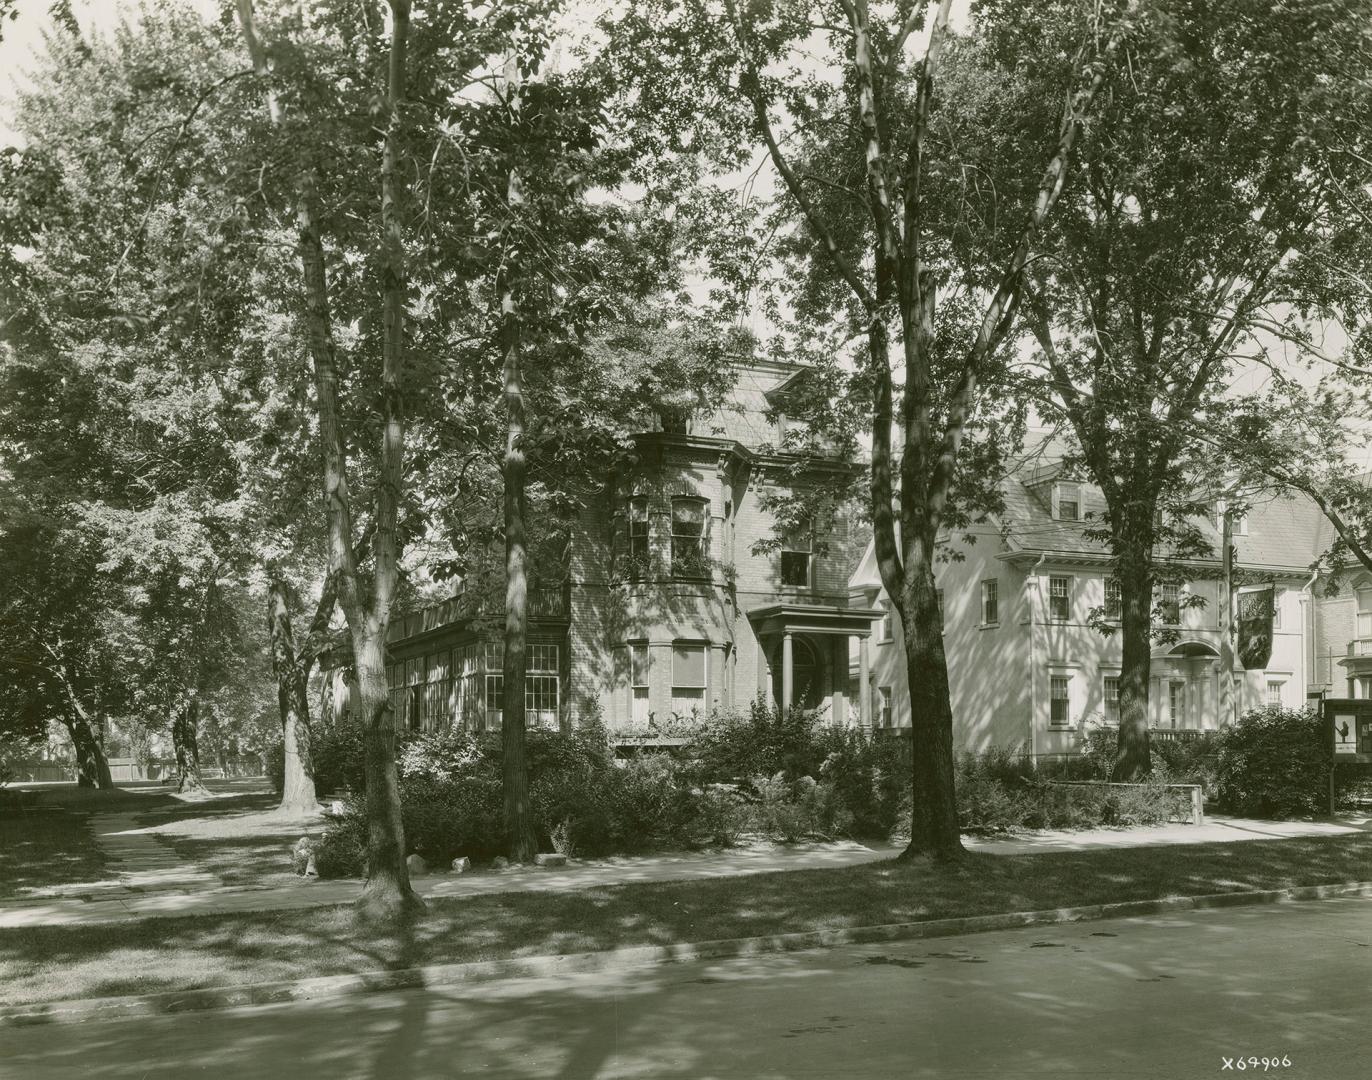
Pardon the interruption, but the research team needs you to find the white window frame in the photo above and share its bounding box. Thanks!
[1266,679,1285,707]
[1048,575,1072,622]
[877,597,893,643]
[670,496,709,578]
[627,496,650,566]
[1054,482,1081,522]
[1104,577,1122,621]
[981,579,999,626]
[1168,680,1185,728]
[879,686,893,728]
[1049,674,1072,726]
[671,642,708,719]
[780,519,813,589]
[1271,587,1285,629]
[630,643,650,725]
[1358,589,1372,640]
[1103,675,1120,724]
[1159,583,1181,626]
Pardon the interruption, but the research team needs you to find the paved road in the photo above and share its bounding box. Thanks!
[5,898,1370,1080]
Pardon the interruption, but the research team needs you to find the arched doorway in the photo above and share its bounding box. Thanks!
[771,636,824,710]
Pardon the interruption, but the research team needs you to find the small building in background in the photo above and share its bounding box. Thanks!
[850,462,1329,761]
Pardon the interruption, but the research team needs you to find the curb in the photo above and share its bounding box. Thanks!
[4,880,1371,1027]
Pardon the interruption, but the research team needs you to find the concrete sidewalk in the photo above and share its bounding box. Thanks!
[966,811,1372,855]
[2,813,1368,930]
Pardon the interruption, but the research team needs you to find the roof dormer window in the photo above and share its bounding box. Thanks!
[1054,482,1081,522]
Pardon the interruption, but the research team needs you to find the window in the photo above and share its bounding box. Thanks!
[1357,589,1372,640]
[1104,578,1122,620]
[1216,501,1249,535]
[1168,681,1185,728]
[630,643,650,725]
[424,651,449,732]
[879,686,893,728]
[1272,588,1284,629]
[1103,676,1120,723]
[877,598,893,643]
[1049,576,1071,621]
[671,497,708,577]
[671,643,708,718]
[1054,482,1081,521]
[485,643,504,728]
[455,645,480,730]
[404,657,424,730]
[1159,583,1181,625]
[1266,680,1284,707]
[627,497,650,568]
[935,589,944,624]
[1050,675,1071,726]
[981,579,999,625]
[780,519,813,587]
[526,644,560,728]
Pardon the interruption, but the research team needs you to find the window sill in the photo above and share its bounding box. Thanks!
[978,621,1000,630]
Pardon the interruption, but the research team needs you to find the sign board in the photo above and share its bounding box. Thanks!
[1323,699,1372,764]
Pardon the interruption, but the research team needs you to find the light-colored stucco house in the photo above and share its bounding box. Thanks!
[849,462,1330,760]
[323,358,881,743]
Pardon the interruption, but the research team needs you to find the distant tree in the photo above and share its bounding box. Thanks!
[1012,0,1372,776]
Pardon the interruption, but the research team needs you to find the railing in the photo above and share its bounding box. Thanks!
[389,582,570,643]
[1348,639,1372,658]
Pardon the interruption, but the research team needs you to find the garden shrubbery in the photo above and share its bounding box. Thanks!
[310,702,909,877]
[1212,705,1330,817]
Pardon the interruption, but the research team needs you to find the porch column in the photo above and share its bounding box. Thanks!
[781,631,794,712]
[858,634,871,730]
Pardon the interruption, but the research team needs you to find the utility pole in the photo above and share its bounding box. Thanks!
[1218,505,1236,727]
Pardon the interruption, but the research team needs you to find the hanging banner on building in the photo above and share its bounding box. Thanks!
[1237,585,1275,670]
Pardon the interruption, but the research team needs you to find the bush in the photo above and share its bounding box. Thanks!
[312,718,369,795]
[265,739,285,795]
[313,805,368,877]
[815,727,907,839]
[689,701,828,784]
[1151,734,1221,796]
[752,773,834,842]
[954,749,1193,833]
[1213,705,1329,817]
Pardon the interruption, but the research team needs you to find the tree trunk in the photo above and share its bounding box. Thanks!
[65,712,113,789]
[1115,560,1153,779]
[354,628,418,916]
[173,700,208,794]
[897,548,964,861]
[499,59,538,864]
[235,0,420,920]
[268,573,317,815]
[498,265,538,864]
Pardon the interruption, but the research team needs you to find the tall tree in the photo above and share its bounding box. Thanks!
[235,0,422,919]
[605,0,1128,858]
[1014,0,1372,776]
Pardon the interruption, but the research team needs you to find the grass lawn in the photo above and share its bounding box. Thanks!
[2,833,1370,1008]
[0,808,108,900]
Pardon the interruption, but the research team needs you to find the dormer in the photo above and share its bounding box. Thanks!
[1052,481,1082,522]
[763,366,822,448]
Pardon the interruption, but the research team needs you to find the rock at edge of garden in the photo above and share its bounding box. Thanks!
[451,857,471,873]
[491,856,509,870]
[406,853,428,876]
[534,853,568,867]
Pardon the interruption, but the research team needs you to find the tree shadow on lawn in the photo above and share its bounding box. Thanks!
[0,809,110,899]
[1,833,1369,1014]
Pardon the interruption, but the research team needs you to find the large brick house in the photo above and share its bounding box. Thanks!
[324,358,880,742]
[849,461,1332,760]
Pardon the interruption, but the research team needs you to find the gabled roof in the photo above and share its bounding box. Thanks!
[847,470,1331,590]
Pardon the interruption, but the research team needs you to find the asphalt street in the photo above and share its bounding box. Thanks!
[4,897,1369,1080]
